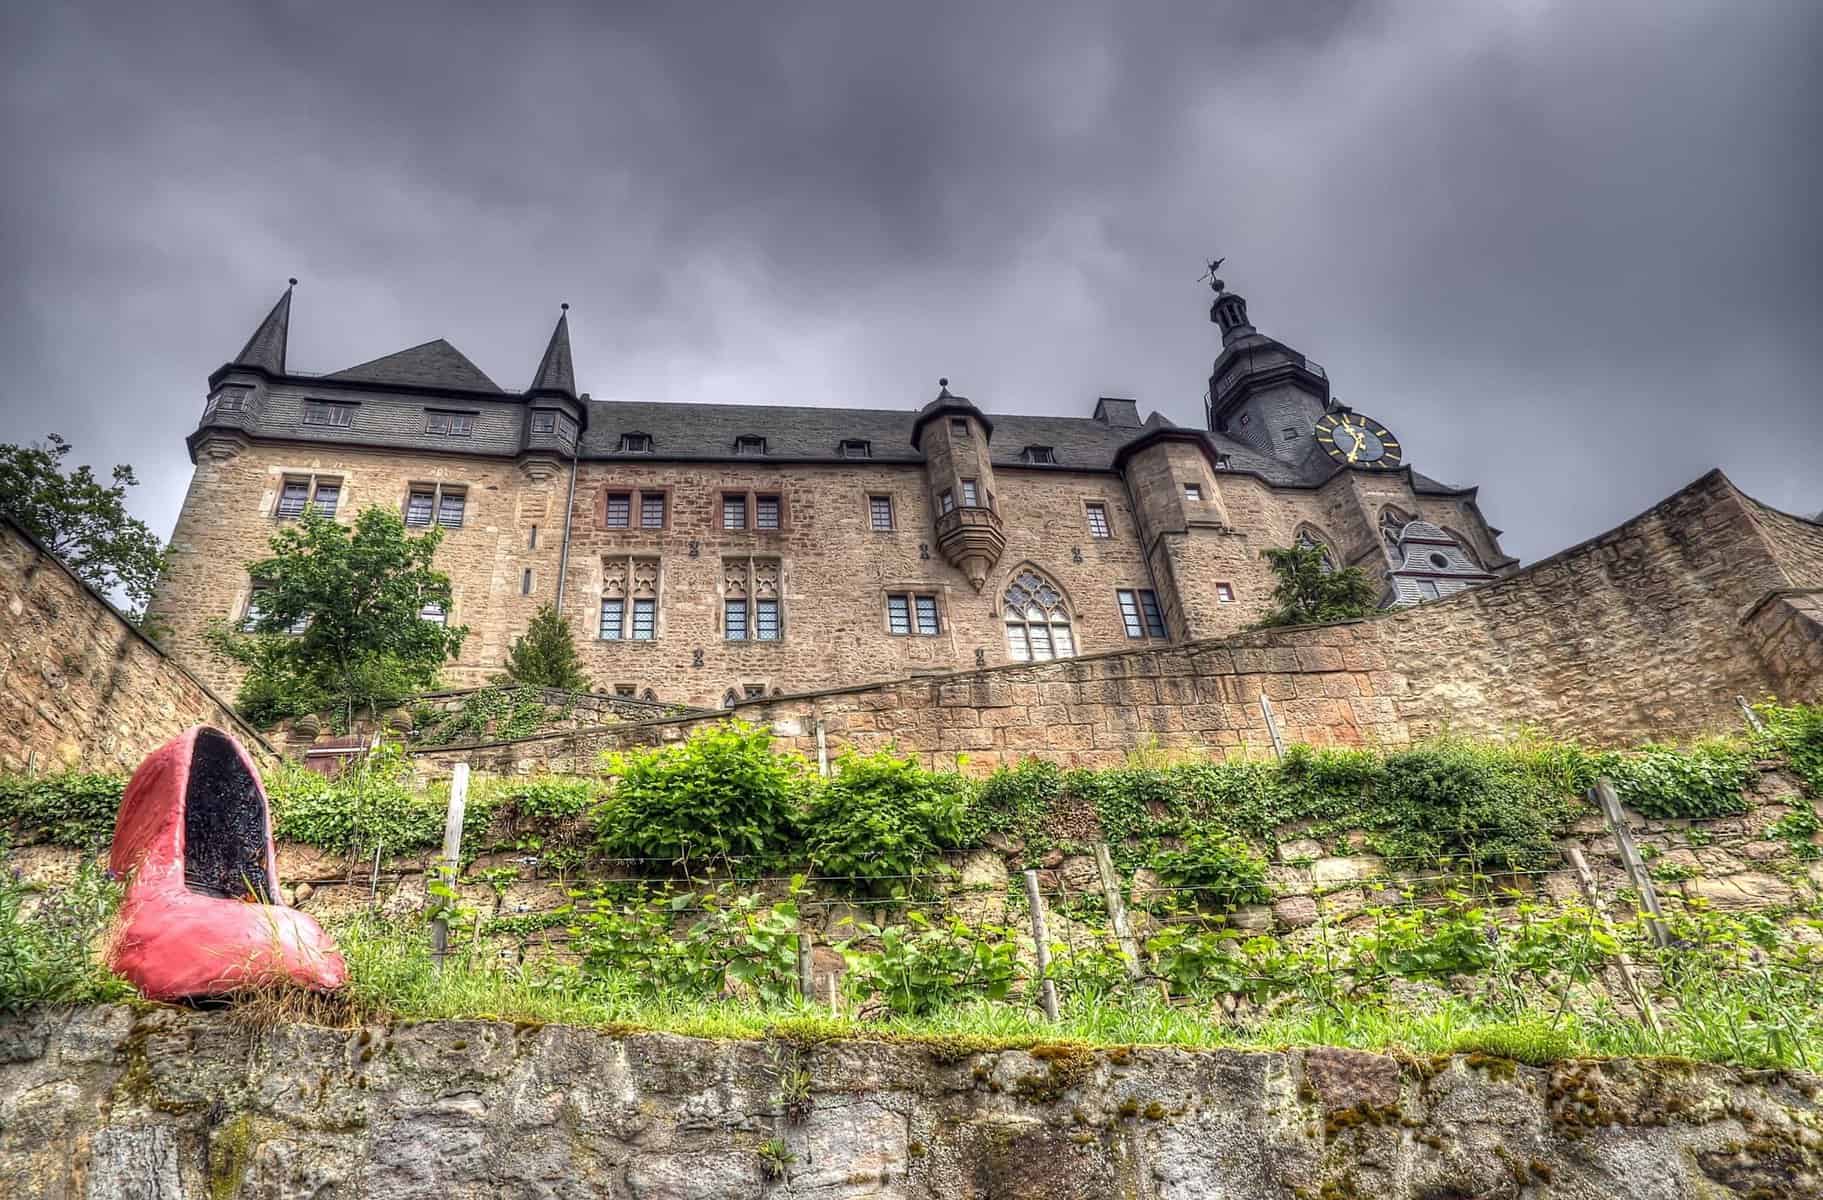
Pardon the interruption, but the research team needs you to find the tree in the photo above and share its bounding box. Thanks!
[206,506,467,727]
[0,434,167,622]
[502,603,590,691]
[1252,542,1380,628]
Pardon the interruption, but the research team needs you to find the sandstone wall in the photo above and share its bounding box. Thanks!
[5,1005,1818,1199]
[0,520,274,773]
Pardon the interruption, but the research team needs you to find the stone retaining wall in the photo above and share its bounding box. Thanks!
[0,518,275,773]
[5,1005,1819,1199]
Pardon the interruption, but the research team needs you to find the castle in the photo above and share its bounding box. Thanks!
[150,276,1516,710]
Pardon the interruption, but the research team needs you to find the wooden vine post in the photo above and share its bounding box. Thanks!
[1590,778,1671,949]
[1023,869,1061,1022]
[1093,843,1146,982]
[1257,693,1286,759]
[430,763,469,968]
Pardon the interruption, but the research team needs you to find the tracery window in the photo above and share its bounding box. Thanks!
[724,557,782,641]
[600,556,660,640]
[1003,568,1075,662]
[1295,530,1337,573]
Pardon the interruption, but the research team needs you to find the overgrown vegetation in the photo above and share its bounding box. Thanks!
[265,744,494,858]
[0,772,124,852]
[411,685,575,747]
[205,506,467,728]
[803,751,972,893]
[0,863,133,1013]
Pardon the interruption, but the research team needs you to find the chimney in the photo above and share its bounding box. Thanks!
[1092,397,1141,427]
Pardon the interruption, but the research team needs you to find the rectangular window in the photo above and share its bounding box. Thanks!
[723,494,747,530]
[521,569,534,596]
[725,598,748,640]
[887,595,911,635]
[605,493,631,528]
[734,436,765,456]
[614,684,636,697]
[406,488,435,527]
[754,495,780,529]
[744,683,767,699]
[640,493,666,528]
[841,439,871,458]
[631,597,656,640]
[619,433,652,452]
[599,598,624,639]
[302,401,354,428]
[914,595,940,635]
[1415,579,1441,600]
[557,412,577,439]
[530,411,556,434]
[242,586,306,634]
[276,479,310,519]
[755,598,780,641]
[1021,445,1056,465]
[212,387,246,413]
[437,489,465,528]
[1183,483,1203,502]
[960,479,978,507]
[311,481,340,519]
[420,602,447,626]
[1085,502,1110,538]
[1216,582,1235,604]
[1117,589,1167,639]
[869,495,894,531]
[528,525,538,549]
[1282,426,1299,442]
[950,417,969,435]
[426,411,476,437]
[939,490,955,515]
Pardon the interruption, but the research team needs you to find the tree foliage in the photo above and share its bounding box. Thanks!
[1252,541,1379,627]
[206,506,467,727]
[502,603,590,691]
[0,433,167,622]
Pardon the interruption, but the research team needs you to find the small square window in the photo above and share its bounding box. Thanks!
[605,493,631,528]
[614,684,636,697]
[1216,582,1235,604]
[950,417,969,436]
[734,435,766,456]
[303,400,354,428]
[419,601,447,626]
[840,439,871,458]
[744,683,767,699]
[1282,426,1299,442]
[723,495,747,530]
[619,433,652,452]
[211,387,247,413]
[1183,483,1203,502]
[960,479,979,507]
[640,493,666,528]
[1085,502,1110,538]
[755,495,780,529]
[869,495,894,531]
[531,411,557,434]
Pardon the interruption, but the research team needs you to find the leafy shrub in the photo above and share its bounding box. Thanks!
[0,772,125,851]
[595,722,808,869]
[571,882,803,1004]
[1371,741,1587,870]
[1755,701,1823,795]
[967,757,1062,856]
[0,862,133,1012]
[1147,828,1269,911]
[802,751,971,892]
[493,775,599,823]
[837,912,1022,1015]
[1601,740,1754,819]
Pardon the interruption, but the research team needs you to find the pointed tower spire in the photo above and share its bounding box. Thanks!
[232,279,295,375]
[528,303,576,398]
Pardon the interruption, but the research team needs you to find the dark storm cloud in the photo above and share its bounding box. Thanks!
[2,0,1817,562]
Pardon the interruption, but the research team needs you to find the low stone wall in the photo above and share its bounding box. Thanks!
[409,471,1822,776]
[0,518,274,773]
[5,1005,1819,1199]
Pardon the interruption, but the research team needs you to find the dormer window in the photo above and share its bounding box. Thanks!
[840,439,871,459]
[303,400,354,428]
[1214,454,1232,470]
[530,411,557,434]
[735,435,766,456]
[619,433,653,453]
[1020,445,1057,465]
[425,410,475,437]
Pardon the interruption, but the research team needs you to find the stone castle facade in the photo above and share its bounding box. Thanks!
[149,278,1516,710]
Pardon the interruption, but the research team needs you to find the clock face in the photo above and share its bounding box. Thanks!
[1316,412,1403,469]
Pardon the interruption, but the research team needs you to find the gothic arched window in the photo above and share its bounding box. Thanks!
[722,689,740,709]
[1003,568,1076,662]
[1294,529,1338,574]
[1379,507,1411,550]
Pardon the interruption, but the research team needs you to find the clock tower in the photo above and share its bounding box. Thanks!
[1203,271,1333,468]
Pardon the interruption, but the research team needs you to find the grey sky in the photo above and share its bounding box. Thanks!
[3,0,1818,563]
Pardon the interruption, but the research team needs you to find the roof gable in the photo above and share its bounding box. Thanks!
[324,339,503,393]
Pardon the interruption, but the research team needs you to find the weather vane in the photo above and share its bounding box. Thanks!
[1198,257,1227,294]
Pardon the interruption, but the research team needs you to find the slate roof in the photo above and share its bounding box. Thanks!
[578,398,1318,484]
[324,339,504,393]
[528,311,576,397]
[232,284,292,374]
